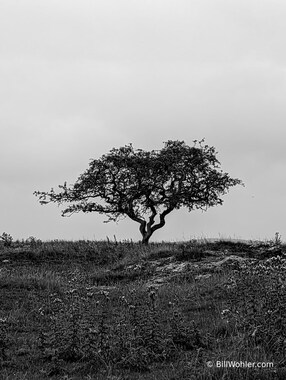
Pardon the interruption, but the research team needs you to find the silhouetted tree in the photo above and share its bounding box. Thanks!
[34,140,243,244]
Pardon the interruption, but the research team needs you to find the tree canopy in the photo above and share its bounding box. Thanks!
[34,140,243,244]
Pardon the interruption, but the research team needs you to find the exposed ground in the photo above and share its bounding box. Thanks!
[0,238,285,379]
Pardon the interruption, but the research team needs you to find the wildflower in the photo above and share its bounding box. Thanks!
[221,309,230,315]
[221,309,232,321]
[121,296,129,306]
[148,290,156,301]
[251,327,259,337]
[89,327,98,334]
[52,298,62,303]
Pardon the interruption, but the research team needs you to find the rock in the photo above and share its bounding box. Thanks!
[145,277,167,289]
[126,264,142,271]
[155,261,189,273]
[86,285,117,292]
[205,255,250,270]
[195,274,212,280]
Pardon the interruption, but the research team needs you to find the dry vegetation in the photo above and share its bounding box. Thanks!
[0,234,286,379]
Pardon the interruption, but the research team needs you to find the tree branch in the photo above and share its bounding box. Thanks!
[151,207,174,233]
[146,203,157,233]
[125,201,147,236]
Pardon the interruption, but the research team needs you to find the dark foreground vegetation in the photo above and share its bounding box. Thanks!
[0,236,286,379]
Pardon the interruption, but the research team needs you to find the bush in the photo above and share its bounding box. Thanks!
[25,236,42,248]
[0,232,13,247]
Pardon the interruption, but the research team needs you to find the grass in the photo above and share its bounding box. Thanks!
[0,238,285,379]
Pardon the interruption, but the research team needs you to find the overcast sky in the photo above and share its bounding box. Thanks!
[1,0,286,242]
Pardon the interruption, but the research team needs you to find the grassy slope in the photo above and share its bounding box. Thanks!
[0,239,285,379]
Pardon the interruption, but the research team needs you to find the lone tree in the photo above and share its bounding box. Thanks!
[34,140,243,244]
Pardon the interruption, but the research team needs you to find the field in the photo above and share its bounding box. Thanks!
[0,237,286,379]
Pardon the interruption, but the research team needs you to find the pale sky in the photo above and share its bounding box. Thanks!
[1,0,286,242]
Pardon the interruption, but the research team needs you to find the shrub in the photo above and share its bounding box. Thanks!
[25,236,42,248]
[0,232,13,247]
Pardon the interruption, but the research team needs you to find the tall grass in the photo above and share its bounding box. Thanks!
[0,238,285,378]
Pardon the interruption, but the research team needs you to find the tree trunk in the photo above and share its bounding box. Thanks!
[138,207,174,245]
[141,232,152,245]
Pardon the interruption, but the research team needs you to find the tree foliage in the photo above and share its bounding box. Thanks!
[34,140,243,244]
